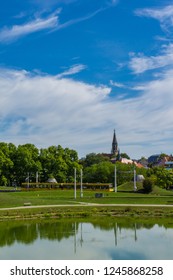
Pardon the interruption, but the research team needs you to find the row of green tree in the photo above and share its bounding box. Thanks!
[0,142,80,186]
[144,167,173,191]
[81,154,145,185]
[82,154,173,191]
[0,143,143,187]
[1,142,173,189]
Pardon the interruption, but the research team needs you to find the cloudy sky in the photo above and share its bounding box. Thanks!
[0,0,173,159]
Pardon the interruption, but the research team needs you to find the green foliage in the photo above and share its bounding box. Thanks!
[1,140,172,190]
[143,178,154,193]
[120,153,130,159]
[116,162,134,185]
[83,161,114,183]
[0,142,80,186]
[83,159,147,186]
[116,162,147,186]
[39,145,80,183]
[0,143,14,186]
[147,167,173,189]
[80,153,109,168]
[156,169,173,189]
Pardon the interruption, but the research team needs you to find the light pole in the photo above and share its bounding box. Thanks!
[74,168,77,199]
[80,169,83,198]
[36,171,38,187]
[27,172,30,189]
[114,165,117,192]
[134,168,137,191]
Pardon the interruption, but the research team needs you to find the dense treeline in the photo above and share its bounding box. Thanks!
[0,142,80,186]
[1,142,172,189]
[80,153,147,185]
[0,143,147,187]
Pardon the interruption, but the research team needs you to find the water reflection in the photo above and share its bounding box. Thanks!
[0,218,173,259]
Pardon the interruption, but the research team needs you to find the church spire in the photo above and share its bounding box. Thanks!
[111,129,118,155]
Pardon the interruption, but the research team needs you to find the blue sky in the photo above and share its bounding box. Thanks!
[0,0,173,159]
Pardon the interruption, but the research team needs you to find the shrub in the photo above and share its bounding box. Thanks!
[143,177,154,193]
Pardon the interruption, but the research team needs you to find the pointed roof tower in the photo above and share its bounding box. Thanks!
[111,129,118,155]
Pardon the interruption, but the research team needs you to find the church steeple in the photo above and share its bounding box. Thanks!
[111,129,118,156]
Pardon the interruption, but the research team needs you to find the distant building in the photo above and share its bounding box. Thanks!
[102,129,120,162]
[148,154,160,165]
[102,130,146,167]
[137,157,148,168]
[111,129,119,156]
[110,129,121,161]
[135,162,145,168]
[120,157,144,168]
[148,154,171,167]
[110,130,145,167]
[164,161,173,170]
[121,158,133,164]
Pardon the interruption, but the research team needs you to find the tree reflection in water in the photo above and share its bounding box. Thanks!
[0,218,173,259]
[0,219,172,247]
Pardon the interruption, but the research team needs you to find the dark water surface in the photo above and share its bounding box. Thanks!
[0,218,173,260]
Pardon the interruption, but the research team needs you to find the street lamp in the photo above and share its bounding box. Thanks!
[80,169,83,198]
[74,168,76,199]
[134,168,137,191]
[114,165,117,192]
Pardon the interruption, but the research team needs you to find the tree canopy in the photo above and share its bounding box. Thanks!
[0,142,172,190]
[0,142,81,186]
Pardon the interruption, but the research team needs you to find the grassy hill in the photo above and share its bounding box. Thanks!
[117,182,173,196]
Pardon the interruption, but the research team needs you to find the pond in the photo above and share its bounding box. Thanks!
[0,218,173,260]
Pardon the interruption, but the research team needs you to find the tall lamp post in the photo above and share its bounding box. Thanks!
[80,169,83,198]
[114,165,117,192]
[36,171,38,187]
[134,168,137,192]
[74,168,77,199]
[27,172,30,189]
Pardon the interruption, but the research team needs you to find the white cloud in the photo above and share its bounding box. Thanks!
[135,5,173,20]
[131,5,173,74]
[135,5,173,33]
[56,64,87,78]
[110,80,126,88]
[1,67,173,159]
[0,68,111,153]
[0,13,59,42]
[54,7,105,31]
[129,44,173,73]
[0,6,106,43]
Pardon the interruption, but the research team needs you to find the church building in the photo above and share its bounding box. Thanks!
[102,130,120,162]
[110,129,120,161]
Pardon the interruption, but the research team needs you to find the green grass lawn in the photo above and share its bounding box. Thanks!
[0,182,173,209]
[1,183,173,220]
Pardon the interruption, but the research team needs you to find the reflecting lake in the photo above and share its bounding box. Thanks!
[0,218,173,260]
